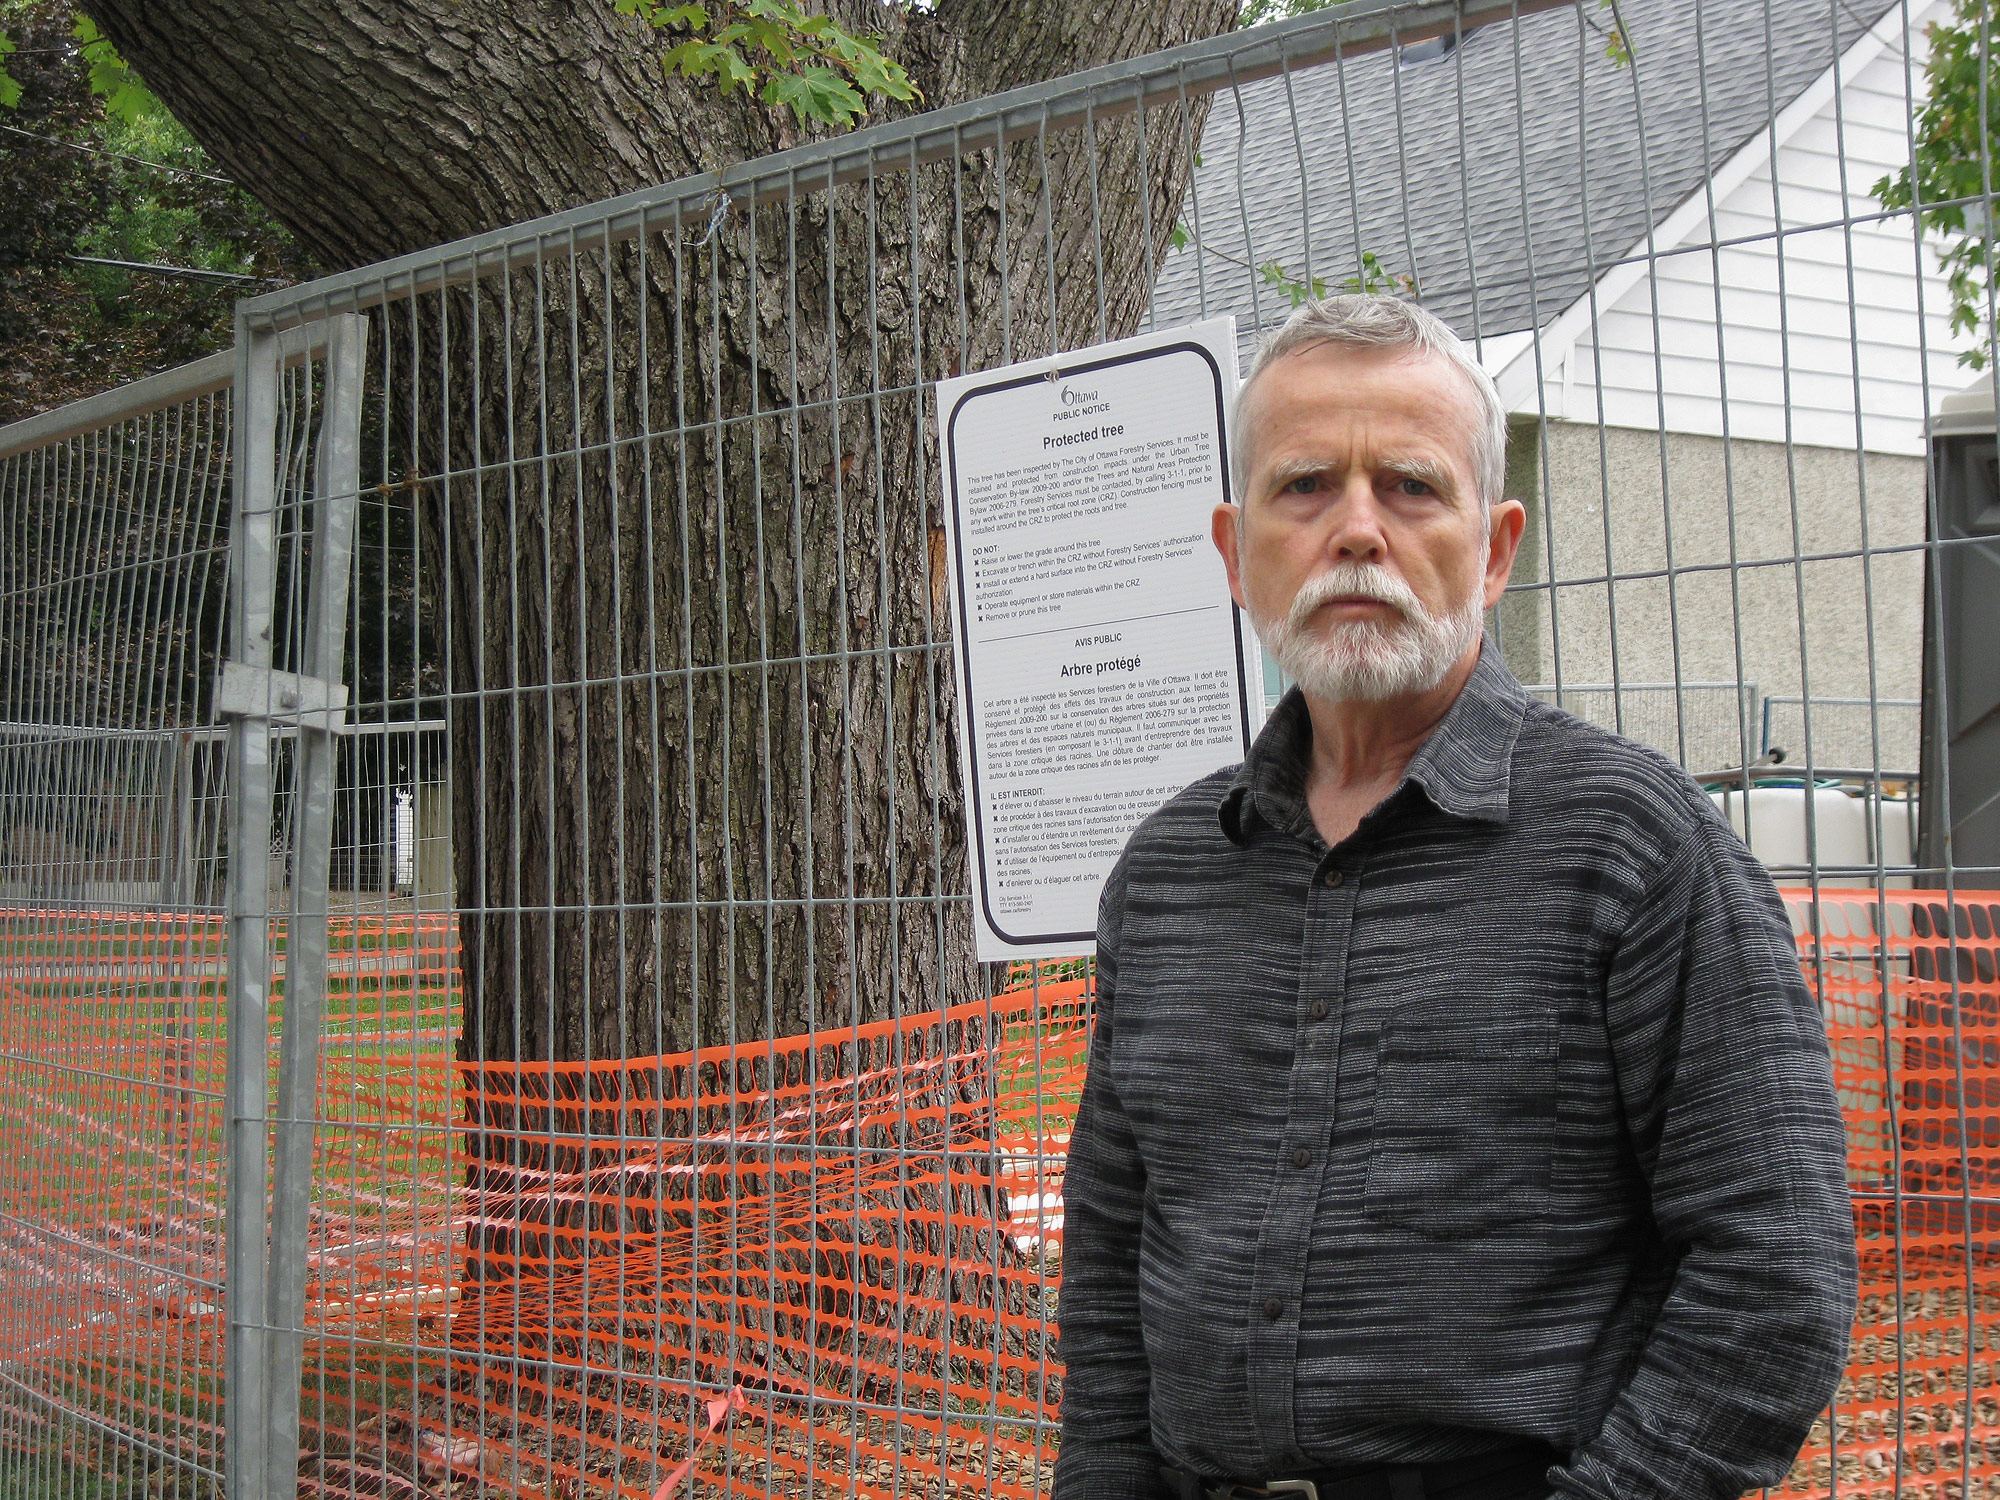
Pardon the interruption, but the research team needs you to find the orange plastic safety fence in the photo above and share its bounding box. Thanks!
[406,982,1089,1500]
[9,894,2000,1499]
[0,909,232,1480]
[0,907,460,1487]
[1797,890,2000,1499]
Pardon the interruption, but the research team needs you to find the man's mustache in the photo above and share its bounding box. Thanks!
[1286,563,1424,630]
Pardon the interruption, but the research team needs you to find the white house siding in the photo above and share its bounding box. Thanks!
[1483,3,1963,775]
[1504,1,1973,456]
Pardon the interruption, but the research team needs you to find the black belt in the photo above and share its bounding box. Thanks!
[1159,1441,1559,1500]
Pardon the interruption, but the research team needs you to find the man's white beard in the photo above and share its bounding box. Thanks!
[1252,559,1487,704]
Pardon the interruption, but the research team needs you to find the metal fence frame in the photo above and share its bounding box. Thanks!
[215,313,369,1500]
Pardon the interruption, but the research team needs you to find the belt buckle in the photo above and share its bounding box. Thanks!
[1260,1484,1319,1500]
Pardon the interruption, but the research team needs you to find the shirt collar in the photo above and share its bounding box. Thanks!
[1219,637,1528,845]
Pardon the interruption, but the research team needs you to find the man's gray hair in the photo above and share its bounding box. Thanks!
[1229,295,1508,519]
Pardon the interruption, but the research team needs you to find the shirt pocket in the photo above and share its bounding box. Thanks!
[1363,996,1557,1237]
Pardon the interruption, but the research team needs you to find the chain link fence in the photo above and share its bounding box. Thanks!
[1,0,1996,1495]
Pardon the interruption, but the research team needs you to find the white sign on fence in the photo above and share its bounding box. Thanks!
[938,317,1257,962]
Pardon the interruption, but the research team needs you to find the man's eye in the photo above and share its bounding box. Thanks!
[1285,475,1320,494]
[1394,476,1434,496]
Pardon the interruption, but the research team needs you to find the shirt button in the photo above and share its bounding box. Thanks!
[1291,1146,1312,1169]
[1323,869,1344,888]
[1264,1298,1284,1321]
[1308,998,1329,1020]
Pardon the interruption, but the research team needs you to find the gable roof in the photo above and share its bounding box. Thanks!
[1148,0,1903,349]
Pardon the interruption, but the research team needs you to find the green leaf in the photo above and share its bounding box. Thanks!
[662,37,718,78]
[1338,249,1416,298]
[716,46,752,93]
[712,42,756,92]
[820,29,865,61]
[643,0,920,127]
[663,36,756,93]
[763,65,863,126]
[0,32,20,112]
[1238,0,1338,24]
[1595,0,1634,66]
[851,52,916,102]
[1169,221,1190,252]
[72,16,160,126]
[1258,259,1330,307]
[740,16,798,67]
[1874,0,1999,366]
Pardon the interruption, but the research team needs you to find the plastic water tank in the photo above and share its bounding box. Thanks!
[1709,785,1916,887]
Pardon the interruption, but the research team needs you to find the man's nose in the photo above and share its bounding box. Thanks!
[1325,481,1388,563]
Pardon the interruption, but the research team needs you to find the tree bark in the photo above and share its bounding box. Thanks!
[80,0,1236,1061]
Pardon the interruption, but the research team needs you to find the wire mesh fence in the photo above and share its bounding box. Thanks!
[0,0,1996,1495]
[0,363,235,1497]
[1760,694,1925,775]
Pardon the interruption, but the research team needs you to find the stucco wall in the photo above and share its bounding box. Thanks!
[1492,418,1926,775]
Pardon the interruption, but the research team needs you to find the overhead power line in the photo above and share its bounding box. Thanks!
[67,254,260,284]
[0,122,233,183]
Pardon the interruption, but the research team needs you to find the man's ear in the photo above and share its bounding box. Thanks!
[1212,501,1249,611]
[1481,498,1527,609]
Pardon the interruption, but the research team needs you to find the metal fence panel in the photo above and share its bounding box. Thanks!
[0,366,235,1499]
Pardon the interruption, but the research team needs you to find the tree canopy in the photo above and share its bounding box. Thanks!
[1875,0,1999,368]
[0,0,304,421]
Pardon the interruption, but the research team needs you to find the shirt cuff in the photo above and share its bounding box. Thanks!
[1051,1437,1162,1500]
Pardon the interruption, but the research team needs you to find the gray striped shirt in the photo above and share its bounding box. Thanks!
[1053,643,1857,1500]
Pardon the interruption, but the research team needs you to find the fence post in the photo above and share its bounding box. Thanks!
[262,311,370,1500]
[220,319,280,1500]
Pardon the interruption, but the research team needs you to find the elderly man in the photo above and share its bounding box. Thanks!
[1052,295,1856,1500]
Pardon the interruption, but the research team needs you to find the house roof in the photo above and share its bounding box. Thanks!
[1148,0,1903,349]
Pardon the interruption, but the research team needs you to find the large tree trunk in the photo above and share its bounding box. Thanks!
[81,9,1232,1476]
[81,0,1235,1062]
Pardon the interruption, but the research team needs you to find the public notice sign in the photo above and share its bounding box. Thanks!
[937,317,1257,962]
